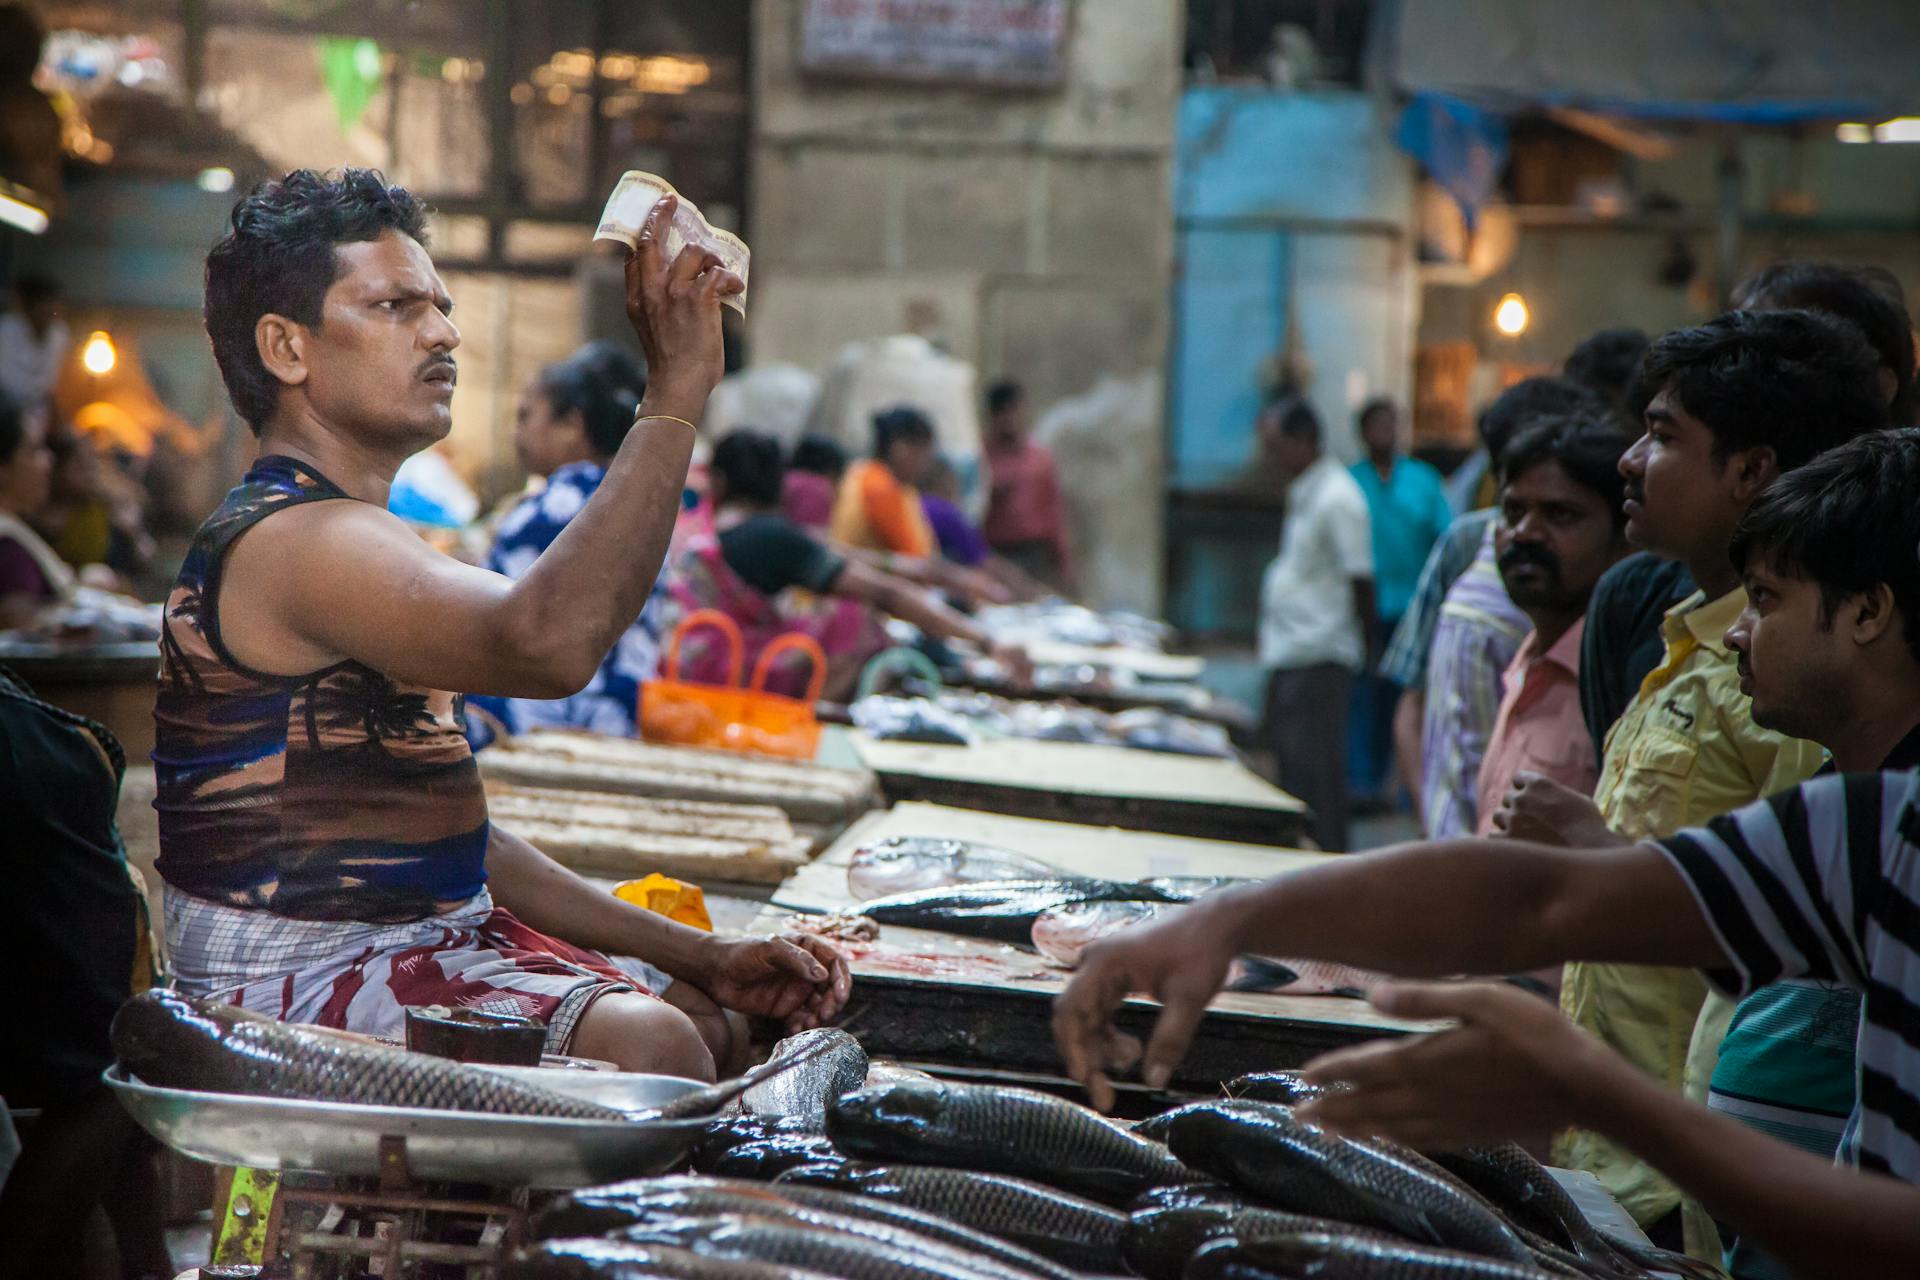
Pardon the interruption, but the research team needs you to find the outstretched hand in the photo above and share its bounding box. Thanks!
[623,194,743,412]
[1297,980,1617,1149]
[698,933,853,1034]
[1490,772,1621,847]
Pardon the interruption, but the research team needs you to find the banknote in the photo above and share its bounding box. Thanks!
[594,171,750,316]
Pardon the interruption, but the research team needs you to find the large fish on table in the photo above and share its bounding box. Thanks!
[1123,1195,1410,1280]
[1187,1232,1555,1279]
[112,988,624,1120]
[777,1162,1129,1272]
[847,837,1068,899]
[826,1078,1200,1206]
[1153,1102,1536,1266]
[533,1176,1078,1280]
[613,1212,1056,1280]
[857,878,1220,947]
[740,1027,867,1131]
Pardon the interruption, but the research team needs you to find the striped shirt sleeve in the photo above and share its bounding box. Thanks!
[1654,771,1899,999]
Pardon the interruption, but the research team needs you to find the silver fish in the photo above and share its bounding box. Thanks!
[846,836,1066,900]
[741,1028,868,1131]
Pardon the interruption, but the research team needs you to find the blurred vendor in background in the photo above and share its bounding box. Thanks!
[923,454,1048,604]
[468,341,663,741]
[782,433,846,531]
[982,379,1074,595]
[831,405,939,558]
[673,429,1031,701]
[0,389,68,626]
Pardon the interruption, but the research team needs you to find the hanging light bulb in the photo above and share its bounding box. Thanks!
[82,331,118,376]
[1494,293,1530,337]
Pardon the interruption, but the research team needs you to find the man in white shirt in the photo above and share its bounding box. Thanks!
[0,274,69,426]
[1257,397,1375,850]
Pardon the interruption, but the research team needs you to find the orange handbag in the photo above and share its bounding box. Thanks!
[639,609,827,759]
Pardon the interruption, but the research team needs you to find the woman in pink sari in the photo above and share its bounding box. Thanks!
[668,431,1030,702]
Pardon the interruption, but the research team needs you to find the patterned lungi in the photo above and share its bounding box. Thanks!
[165,887,672,1055]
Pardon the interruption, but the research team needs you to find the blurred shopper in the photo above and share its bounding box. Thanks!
[982,380,1074,594]
[0,389,67,624]
[1475,412,1633,838]
[782,433,846,531]
[33,427,153,588]
[468,342,663,741]
[1385,377,1599,837]
[0,273,67,423]
[674,431,1030,701]
[1493,311,1883,1250]
[1256,397,1373,851]
[831,406,938,557]
[924,455,1041,603]
[1348,397,1450,804]
[1562,327,1649,412]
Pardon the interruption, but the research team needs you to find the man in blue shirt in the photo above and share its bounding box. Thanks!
[1348,398,1452,802]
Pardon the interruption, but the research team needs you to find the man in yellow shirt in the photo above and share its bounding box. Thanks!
[1492,308,1887,1249]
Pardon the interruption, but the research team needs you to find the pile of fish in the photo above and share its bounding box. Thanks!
[843,837,1385,997]
[515,1034,1726,1280]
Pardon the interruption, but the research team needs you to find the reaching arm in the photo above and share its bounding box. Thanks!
[1298,981,1916,1280]
[226,197,738,699]
[1052,836,1720,1107]
[1392,686,1425,825]
[832,559,1033,683]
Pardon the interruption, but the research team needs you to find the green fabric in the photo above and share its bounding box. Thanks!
[1707,980,1859,1157]
[316,37,383,133]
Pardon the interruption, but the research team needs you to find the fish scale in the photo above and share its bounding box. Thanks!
[614,1213,1052,1280]
[503,1238,842,1280]
[1123,1200,1411,1280]
[1158,1103,1536,1266]
[776,1162,1129,1271]
[1187,1232,1555,1280]
[827,1079,1200,1205]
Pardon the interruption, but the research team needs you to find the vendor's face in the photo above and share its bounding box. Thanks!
[1495,459,1627,620]
[512,385,586,479]
[288,230,460,451]
[1619,387,1765,561]
[887,437,936,486]
[0,417,53,514]
[1726,558,1852,743]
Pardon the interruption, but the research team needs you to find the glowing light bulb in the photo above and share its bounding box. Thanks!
[1494,293,1530,337]
[82,331,117,376]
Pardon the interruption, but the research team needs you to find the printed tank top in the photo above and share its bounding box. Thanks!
[153,456,490,923]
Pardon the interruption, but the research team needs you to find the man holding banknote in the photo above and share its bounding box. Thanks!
[149,168,848,1080]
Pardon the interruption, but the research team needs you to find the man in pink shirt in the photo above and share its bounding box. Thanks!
[982,380,1074,593]
[1476,412,1635,837]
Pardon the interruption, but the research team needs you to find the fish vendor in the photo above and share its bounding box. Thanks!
[150,168,849,1081]
[1055,434,1920,1280]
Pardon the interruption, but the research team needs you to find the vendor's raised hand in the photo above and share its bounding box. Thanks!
[1052,898,1237,1111]
[1297,980,1618,1150]
[698,933,852,1034]
[624,194,743,417]
[1491,771,1620,848]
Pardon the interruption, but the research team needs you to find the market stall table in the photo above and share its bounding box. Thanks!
[848,731,1311,846]
[762,803,1429,1091]
[0,637,160,756]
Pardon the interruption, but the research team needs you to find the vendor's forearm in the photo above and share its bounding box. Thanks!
[1578,1053,1920,1280]
[484,824,711,981]
[876,576,990,650]
[1203,838,1720,977]
[493,396,698,690]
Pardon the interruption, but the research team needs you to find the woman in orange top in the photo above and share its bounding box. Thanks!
[830,406,937,557]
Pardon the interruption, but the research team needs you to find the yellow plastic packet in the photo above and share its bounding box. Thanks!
[613,873,713,931]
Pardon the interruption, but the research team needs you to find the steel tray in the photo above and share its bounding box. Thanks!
[105,1064,708,1188]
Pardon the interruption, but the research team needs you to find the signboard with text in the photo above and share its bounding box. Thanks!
[799,0,1071,89]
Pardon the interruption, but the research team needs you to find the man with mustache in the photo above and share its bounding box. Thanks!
[150,170,850,1084]
[1471,412,1633,842]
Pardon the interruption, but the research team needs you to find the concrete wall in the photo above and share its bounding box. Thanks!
[746,0,1183,614]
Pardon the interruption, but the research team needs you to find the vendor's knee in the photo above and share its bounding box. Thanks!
[570,993,716,1082]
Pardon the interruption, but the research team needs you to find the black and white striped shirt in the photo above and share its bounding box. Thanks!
[1657,769,1920,1182]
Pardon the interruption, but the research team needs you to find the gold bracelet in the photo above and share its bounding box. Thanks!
[636,413,697,432]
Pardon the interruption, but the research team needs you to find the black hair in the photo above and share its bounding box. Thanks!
[710,430,786,508]
[1563,329,1649,409]
[1264,395,1322,445]
[986,380,1024,416]
[1638,309,1885,473]
[1498,411,1634,529]
[12,272,59,307]
[539,340,646,458]
[204,168,431,434]
[1356,397,1396,430]
[1476,376,1603,463]
[873,406,935,457]
[1735,260,1916,426]
[790,433,848,480]
[1730,428,1920,665]
[0,389,22,465]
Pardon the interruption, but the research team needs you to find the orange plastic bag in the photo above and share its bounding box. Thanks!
[612,873,713,931]
[639,609,826,759]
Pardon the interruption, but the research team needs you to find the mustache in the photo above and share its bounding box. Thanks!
[1497,543,1561,578]
[418,354,458,382]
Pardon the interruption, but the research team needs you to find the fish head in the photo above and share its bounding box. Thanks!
[1030,899,1161,966]
[846,837,966,899]
[825,1079,962,1147]
[110,989,244,1087]
[1187,1232,1333,1280]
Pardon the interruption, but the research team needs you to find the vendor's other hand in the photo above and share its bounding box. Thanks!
[1052,900,1236,1111]
[1298,980,1615,1150]
[699,933,852,1033]
[1490,771,1616,847]
[959,568,1014,608]
[991,642,1036,689]
[624,194,743,412]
